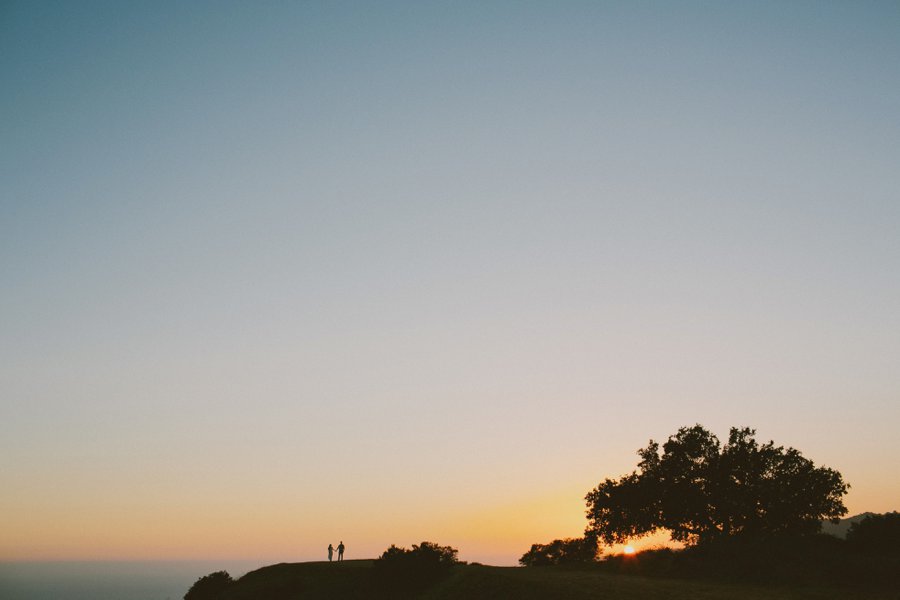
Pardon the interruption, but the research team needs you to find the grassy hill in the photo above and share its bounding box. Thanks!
[196,559,896,600]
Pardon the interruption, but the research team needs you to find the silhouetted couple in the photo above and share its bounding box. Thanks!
[327,541,345,562]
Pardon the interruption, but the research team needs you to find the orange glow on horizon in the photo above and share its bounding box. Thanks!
[603,530,681,558]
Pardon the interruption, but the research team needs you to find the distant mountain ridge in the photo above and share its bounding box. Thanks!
[820,512,877,539]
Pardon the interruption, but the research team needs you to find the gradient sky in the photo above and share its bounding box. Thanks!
[2,1,899,565]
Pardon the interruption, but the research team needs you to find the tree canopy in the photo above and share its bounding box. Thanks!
[183,570,233,600]
[519,537,599,566]
[585,425,848,546]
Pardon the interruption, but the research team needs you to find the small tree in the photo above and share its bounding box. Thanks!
[846,512,900,554]
[373,541,459,591]
[184,570,233,600]
[519,537,599,566]
[586,425,848,546]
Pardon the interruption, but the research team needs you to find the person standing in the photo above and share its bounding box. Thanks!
[337,541,345,562]
[327,543,334,562]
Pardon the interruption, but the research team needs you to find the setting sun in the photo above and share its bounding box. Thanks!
[623,546,636,555]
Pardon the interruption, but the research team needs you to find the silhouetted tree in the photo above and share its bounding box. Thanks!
[519,537,599,566]
[373,541,459,591]
[184,570,233,600]
[376,541,459,568]
[846,512,900,554]
[586,425,848,546]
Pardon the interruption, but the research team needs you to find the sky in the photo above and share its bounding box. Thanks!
[1,0,899,566]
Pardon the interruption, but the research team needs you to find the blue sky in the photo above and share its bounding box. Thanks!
[2,1,899,563]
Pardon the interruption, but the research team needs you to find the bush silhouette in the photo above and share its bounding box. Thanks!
[373,541,459,592]
[846,512,900,554]
[586,425,848,546]
[184,570,233,600]
[519,537,599,566]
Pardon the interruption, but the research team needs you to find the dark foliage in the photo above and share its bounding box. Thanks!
[846,511,900,554]
[586,425,848,546]
[519,537,599,566]
[599,533,900,590]
[373,541,460,594]
[184,570,233,600]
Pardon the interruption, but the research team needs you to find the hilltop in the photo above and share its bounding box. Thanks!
[188,558,896,600]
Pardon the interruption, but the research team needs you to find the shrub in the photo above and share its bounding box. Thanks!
[373,541,459,592]
[184,570,233,600]
[847,512,900,554]
[519,537,599,566]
